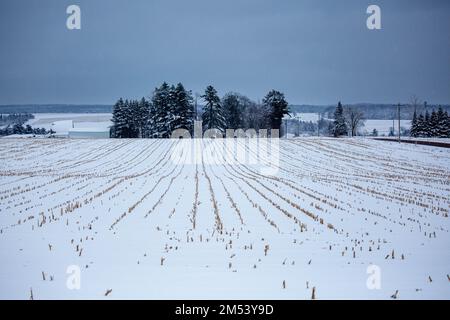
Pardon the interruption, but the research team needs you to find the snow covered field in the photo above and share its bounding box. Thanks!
[363,119,412,136]
[294,113,411,136]
[26,113,112,135]
[0,138,449,299]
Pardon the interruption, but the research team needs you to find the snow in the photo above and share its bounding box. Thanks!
[68,129,110,139]
[292,113,320,122]
[26,113,112,135]
[69,128,110,133]
[1,134,42,139]
[0,138,449,300]
[372,136,450,143]
[363,119,411,136]
[294,114,413,136]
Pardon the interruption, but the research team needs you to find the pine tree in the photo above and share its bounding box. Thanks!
[168,85,178,134]
[263,90,289,131]
[416,113,425,137]
[152,82,172,138]
[172,83,194,133]
[445,111,450,138]
[25,124,33,134]
[332,102,348,137]
[111,98,128,138]
[202,85,226,133]
[135,97,150,138]
[424,110,431,137]
[12,124,24,134]
[436,107,447,138]
[429,110,439,137]
[410,110,418,137]
[372,128,378,137]
[124,99,137,138]
[129,100,139,138]
[147,101,157,138]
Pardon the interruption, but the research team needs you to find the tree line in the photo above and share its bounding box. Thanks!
[0,124,54,137]
[410,107,450,138]
[0,113,35,126]
[110,82,289,138]
[330,102,365,137]
[0,113,52,137]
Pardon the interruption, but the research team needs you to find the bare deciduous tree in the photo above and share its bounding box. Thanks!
[410,95,422,114]
[344,107,365,137]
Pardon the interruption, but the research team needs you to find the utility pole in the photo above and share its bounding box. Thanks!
[285,118,288,139]
[397,103,400,142]
[392,119,394,136]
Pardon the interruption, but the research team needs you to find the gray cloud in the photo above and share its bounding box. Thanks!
[0,0,449,105]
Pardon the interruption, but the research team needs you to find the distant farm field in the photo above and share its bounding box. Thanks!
[0,138,449,299]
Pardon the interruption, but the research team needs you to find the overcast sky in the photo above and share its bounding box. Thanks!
[0,0,449,105]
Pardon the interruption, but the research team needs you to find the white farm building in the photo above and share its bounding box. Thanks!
[68,128,110,139]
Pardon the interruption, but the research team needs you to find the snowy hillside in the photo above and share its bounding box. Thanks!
[0,138,449,299]
[25,113,112,135]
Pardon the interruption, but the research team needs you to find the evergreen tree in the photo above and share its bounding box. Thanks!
[123,99,136,138]
[152,82,172,138]
[172,83,194,133]
[135,97,150,138]
[263,90,289,131]
[146,101,157,138]
[372,128,378,137]
[436,107,447,138]
[445,111,450,138]
[111,98,128,138]
[168,85,177,133]
[127,100,136,138]
[429,110,439,137]
[410,110,418,137]
[332,102,348,137]
[416,113,426,137]
[202,85,226,133]
[424,110,431,137]
[25,124,33,134]
[12,124,24,134]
